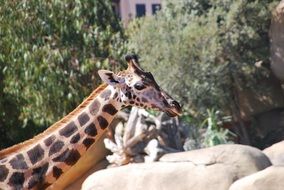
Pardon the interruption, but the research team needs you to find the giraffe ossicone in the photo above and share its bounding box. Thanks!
[0,54,182,190]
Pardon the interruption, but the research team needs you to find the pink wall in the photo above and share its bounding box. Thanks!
[119,0,162,25]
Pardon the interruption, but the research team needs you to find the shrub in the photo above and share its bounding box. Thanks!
[128,0,278,121]
[0,0,126,148]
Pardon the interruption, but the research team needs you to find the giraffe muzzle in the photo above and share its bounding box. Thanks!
[159,90,182,117]
[164,100,182,117]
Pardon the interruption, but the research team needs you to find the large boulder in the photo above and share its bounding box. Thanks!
[229,166,284,190]
[235,76,284,121]
[82,144,271,190]
[251,109,284,148]
[263,140,284,165]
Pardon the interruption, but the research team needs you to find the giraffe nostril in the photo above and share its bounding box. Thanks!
[171,100,182,110]
[172,100,178,105]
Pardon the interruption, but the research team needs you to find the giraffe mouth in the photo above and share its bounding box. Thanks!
[164,100,182,117]
[165,110,180,117]
[158,90,182,117]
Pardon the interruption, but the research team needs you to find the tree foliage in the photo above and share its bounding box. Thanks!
[0,0,126,148]
[128,0,278,122]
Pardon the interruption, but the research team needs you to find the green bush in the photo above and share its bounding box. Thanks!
[0,0,126,148]
[201,109,235,147]
[128,0,278,122]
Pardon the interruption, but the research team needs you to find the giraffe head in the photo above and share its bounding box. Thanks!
[98,55,182,117]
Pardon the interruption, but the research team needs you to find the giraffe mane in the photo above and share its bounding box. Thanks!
[0,83,108,159]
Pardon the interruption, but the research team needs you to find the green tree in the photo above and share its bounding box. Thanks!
[128,0,278,144]
[0,0,126,148]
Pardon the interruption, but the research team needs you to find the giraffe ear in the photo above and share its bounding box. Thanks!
[125,54,144,72]
[98,70,125,86]
[125,54,139,63]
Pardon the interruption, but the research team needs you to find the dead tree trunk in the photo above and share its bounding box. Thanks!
[104,108,185,167]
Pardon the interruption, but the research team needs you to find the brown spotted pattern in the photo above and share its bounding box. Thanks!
[52,166,63,179]
[97,116,108,129]
[100,89,111,100]
[59,121,77,138]
[27,145,44,165]
[84,123,97,137]
[9,154,28,170]
[0,86,119,189]
[70,133,81,144]
[28,163,49,189]
[49,141,64,156]
[89,100,101,115]
[8,172,25,188]
[78,112,90,126]
[82,138,95,149]
[102,104,118,115]
[0,165,9,182]
[44,135,56,147]
[52,148,81,166]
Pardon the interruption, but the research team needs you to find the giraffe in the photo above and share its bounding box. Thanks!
[0,55,182,190]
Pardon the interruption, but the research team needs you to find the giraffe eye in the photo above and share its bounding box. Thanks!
[134,83,146,90]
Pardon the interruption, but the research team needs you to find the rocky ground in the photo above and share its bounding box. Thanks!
[81,141,284,190]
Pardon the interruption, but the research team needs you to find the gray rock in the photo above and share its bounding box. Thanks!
[82,144,271,190]
[229,166,284,190]
[263,140,284,165]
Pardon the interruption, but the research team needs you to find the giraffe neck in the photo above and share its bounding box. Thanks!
[0,85,122,190]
